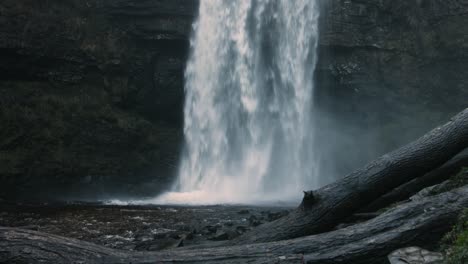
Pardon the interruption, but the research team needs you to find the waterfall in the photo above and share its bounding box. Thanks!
[158,0,320,204]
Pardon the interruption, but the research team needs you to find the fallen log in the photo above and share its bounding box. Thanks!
[232,108,468,244]
[1,186,467,264]
[360,147,468,213]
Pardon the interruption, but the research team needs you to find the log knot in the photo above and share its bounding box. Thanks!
[301,191,316,210]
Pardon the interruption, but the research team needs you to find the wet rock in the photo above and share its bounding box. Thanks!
[151,228,177,239]
[388,247,444,264]
[227,229,242,240]
[410,185,440,202]
[266,210,289,221]
[174,223,191,231]
[0,203,295,250]
[208,228,241,241]
[185,232,194,240]
[236,226,249,234]
[209,231,229,241]
[134,233,153,242]
[203,225,218,234]
[134,237,184,251]
[169,233,183,239]
[153,233,167,239]
[237,209,250,215]
[218,229,241,240]
[18,225,39,231]
[248,215,263,227]
[223,221,234,227]
[121,244,136,251]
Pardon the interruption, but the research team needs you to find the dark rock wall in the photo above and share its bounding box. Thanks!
[0,0,467,200]
[314,0,468,182]
[0,0,198,200]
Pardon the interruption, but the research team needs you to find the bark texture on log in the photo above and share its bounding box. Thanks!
[1,186,467,264]
[232,109,468,244]
[361,147,468,212]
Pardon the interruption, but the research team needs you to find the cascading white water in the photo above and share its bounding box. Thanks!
[157,0,320,204]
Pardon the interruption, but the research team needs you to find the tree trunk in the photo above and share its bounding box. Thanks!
[231,108,468,244]
[1,186,467,264]
[360,147,468,213]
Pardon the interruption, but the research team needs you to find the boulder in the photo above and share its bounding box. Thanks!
[388,247,444,264]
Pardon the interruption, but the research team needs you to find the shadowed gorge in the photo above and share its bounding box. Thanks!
[0,0,467,201]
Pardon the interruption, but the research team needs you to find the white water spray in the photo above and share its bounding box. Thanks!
[157,0,320,204]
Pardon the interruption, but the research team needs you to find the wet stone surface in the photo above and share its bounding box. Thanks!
[0,202,292,251]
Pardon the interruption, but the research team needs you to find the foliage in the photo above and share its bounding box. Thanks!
[440,209,468,264]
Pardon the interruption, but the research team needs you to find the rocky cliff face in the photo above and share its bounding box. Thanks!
[0,0,198,200]
[315,0,468,179]
[1,0,467,200]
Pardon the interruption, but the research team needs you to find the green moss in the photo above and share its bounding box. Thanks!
[440,209,468,264]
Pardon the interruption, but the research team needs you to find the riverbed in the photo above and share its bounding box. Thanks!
[0,201,292,251]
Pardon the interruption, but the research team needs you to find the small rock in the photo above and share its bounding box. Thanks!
[226,229,241,239]
[267,210,289,221]
[135,237,183,251]
[121,244,135,251]
[236,226,248,234]
[177,239,184,247]
[388,247,444,264]
[203,225,218,234]
[185,232,194,240]
[251,220,262,227]
[224,221,234,227]
[248,215,262,226]
[169,233,182,239]
[209,231,229,241]
[174,222,191,231]
[18,225,39,231]
[134,233,153,242]
[153,233,167,239]
[410,185,439,202]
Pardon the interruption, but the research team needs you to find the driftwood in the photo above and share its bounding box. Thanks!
[1,186,467,264]
[361,147,468,213]
[231,109,468,244]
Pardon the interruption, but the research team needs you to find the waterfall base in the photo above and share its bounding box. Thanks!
[110,190,301,206]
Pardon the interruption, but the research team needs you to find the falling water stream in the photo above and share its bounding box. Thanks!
[155,0,320,204]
